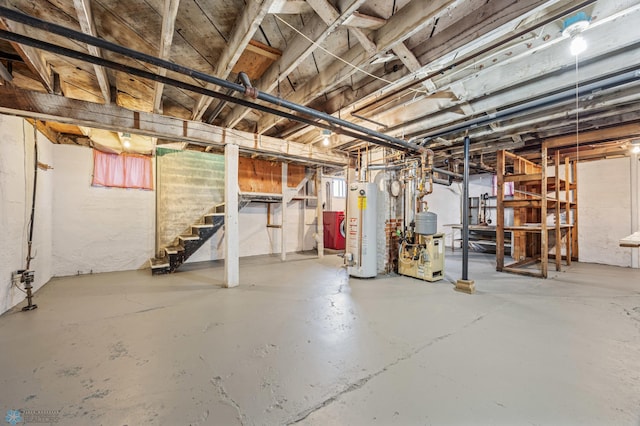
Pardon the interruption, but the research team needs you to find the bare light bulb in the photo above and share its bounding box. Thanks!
[322,136,330,146]
[570,35,587,56]
[632,145,640,154]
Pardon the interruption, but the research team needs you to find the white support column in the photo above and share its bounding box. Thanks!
[631,151,639,268]
[316,167,324,258]
[224,143,240,287]
[281,162,288,261]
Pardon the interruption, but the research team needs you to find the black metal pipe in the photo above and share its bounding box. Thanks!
[0,6,421,153]
[350,0,598,118]
[421,66,640,142]
[462,135,470,281]
[0,29,406,150]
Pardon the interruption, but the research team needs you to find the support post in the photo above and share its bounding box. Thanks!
[496,150,505,271]
[541,144,548,278]
[316,166,324,258]
[455,135,475,294]
[224,143,239,287]
[281,162,287,261]
[565,156,572,265]
[631,149,639,268]
[554,149,561,271]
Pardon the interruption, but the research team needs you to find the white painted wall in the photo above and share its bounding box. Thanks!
[52,144,156,275]
[0,116,53,314]
[189,201,317,262]
[578,157,635,267]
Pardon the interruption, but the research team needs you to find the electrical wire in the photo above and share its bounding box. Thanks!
[273,14,427,97]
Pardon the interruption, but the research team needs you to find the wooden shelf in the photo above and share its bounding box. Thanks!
[496,147,578,279]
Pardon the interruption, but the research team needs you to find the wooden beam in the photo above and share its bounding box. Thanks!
[541,144,548,278]
[0,60,13,82]
[191,0,277,120]
[152,0,181,114]
[269,0,312,14]
[72,0,111,103]
[306,0,377,54]
[224,0,368,128]
[343,11,386,30]
[256,0,452,133]
[0,17,52,92]
[0,86,348,165]
[392,42,421,72]
[544,123,640,149]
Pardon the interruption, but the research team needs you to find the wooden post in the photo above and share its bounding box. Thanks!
[541,144,548,278]
[281,162,287,261]
[496,150,505,271]
[554,149,561,271]
[316,167,324,258]
[565,156,572,266]
[631,151,639,268]
[574,160,579,260]
[224,143,239,287]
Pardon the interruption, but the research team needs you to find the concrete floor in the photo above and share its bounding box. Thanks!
[1,251,639,426]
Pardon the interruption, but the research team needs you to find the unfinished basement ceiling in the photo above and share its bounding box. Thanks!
[1,0,640,169]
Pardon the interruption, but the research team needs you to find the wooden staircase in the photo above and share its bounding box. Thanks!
[150,199,254,274]
[150,207,226,274]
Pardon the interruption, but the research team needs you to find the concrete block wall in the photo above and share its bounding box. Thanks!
[0,116,53,314]
[578,157,636,267]
[157,147,224,249]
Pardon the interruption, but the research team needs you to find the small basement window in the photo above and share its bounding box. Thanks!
[332,178,346,198]
[92,149,153,190]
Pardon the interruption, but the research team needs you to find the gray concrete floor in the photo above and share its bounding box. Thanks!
[1,251,639,426]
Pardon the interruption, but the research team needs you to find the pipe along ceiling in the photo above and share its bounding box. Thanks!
[0,6,422,154]
[1,5,638,158]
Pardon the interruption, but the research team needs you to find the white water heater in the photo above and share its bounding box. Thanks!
[345,182,377,278]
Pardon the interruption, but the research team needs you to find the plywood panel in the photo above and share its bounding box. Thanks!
[287,163,306,188]
[239,157,282,193]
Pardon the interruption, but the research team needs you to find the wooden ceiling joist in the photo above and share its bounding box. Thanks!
[72,0,111,104]
[0,17,52,92]
[223,0,369,128]
[152,0,181,114]
[255,0,452,134]
[191,0,277,121]
[543,123,640,150]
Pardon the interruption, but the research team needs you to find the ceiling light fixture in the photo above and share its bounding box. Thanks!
[322,129,331,146]
[562,12,590,56]
[120,132,132,149]
[631,140,640,155]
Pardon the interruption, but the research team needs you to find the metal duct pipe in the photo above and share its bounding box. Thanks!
[432,167,463,180]
[0,6,423,154]
[420,66,640,142]
[0,29,407,151]
[366,164,404,171]
[433,177,451,186]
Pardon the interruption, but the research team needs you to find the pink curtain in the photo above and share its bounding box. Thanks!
[93,150,153,190]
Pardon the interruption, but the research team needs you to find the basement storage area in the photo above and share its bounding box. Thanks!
[1,0,640,424]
